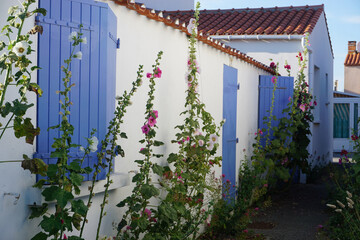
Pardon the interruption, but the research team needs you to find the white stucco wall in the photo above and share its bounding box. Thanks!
[0,0,269,239]
[136,0,194,11]
[216,12,334,166]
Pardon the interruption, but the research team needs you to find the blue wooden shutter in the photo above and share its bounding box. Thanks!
[222,65,238,201]
[35,0,117,181]
[258,75,294,146]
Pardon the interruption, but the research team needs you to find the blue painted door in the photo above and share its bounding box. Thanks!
[222,65,238,201]
[35,0,117,181]
[258,75,294,146]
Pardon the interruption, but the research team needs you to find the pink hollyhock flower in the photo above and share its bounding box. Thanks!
[341,149,348,156]
[300,104,306,112]
[148,116,157,127]
[226,179,230,183]
[126,226,132,230]
[188,59,192,65]
[254,207,259,211]
[271,76,277,84]
[207,141,214,150]
[143,208,151,219]
[146,73,152,78]
[186,136,190,141]
[288,96,292,102]
[152,110,158,118]
[338,158,342,165]
[314,101,317,106]
[140,148,145,152]
[263,183,268,188]
[351,134,359,141]
[222,193,226,197]
[209,160,213,165]
[284,64,291,70]
[270,62,276,69]
[61,219,64,224]
[243,229,248,233]
[141,124,150,134]
[154,67,162,78]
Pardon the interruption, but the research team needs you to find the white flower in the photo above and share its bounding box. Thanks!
[89,136,99,152]
[80,37,87,44]
[69,31,77,41]
[13,41,28,57]
[326,204,336,209]
[187,18,198,34]
[198,140,204,147]
[79,146,85,152]
[209,134,218,144]
[74,51,82,60]
[207,141,214,151]
[194,129,202,136]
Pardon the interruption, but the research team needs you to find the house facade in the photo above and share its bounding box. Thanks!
[0,0,278,238]
[344,41,360,95]
[166,5,334,166]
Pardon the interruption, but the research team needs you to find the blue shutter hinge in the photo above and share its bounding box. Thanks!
[236,138,239,143]
[237,83,240,90]
[109,32,120,49]
[117,38,120,49]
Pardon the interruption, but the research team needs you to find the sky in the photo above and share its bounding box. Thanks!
[197,0,360,91]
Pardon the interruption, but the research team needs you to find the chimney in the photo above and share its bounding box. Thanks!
[348,41,357,54]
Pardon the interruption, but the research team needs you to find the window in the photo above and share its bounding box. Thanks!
[333,103,350,138]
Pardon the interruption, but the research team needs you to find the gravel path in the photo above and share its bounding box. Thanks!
[249,183,330,240]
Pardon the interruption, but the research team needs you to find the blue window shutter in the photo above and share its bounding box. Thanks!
[35,0,116,181]
[258,75,294,146]
[222,65,238,201]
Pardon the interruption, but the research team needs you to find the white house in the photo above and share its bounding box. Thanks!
[0,0,277,238]
[165,4,334,166]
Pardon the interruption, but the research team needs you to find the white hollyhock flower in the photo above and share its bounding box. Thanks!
[209,134,218,143]
[69,31,77,41]
[74,51,82,60]
[89,136,99,152]
[80,37,87,44]
[187,18,197,34]
[198,140,204,147]
[79,146,85,152]
[13,41,28,57]
[207,141,214,151]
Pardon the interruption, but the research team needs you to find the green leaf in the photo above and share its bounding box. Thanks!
[56,189,74,208]
[159,202,177,221]
[42,186,59,202]
[140,184,159,199]
[116,200,126,208]
[40,215,61,233]
[33,179,46,188]
[68,236,84,240]
[83,167,93,174]
[117,219,127,231]
[72,213,83,231]
[132,173,143,182]
[13,117,39,144]
[68,160,81,172]
[153,140,164,146]
[353,164,360,174]
[120,132,128,139]
[29,203,48,219]
[70,172,84,186]
[167,153,178,163]
[21,157,48,176]
[47,164,58,178]
[31,232,48,240]
[152,163,164,175]
[33,8,47,16]
[71,200,88,216]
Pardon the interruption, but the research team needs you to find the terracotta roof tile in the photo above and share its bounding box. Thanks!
[164,5,324,36]
[345,52,360,66]
[111,0,276,74]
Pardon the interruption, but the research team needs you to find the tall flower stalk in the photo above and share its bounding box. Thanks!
[116,51,164,239]
[0,0,46,144]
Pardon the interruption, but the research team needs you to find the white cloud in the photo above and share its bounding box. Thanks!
[343,16,360,24]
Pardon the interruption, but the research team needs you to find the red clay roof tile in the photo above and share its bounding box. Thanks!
[111,0,276,74]
[345,52,360,66]
[164,5,324,36]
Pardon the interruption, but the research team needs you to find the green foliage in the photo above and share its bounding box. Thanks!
[252,33,315,189]
[0,1,46,143]
[116,51,164,239]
